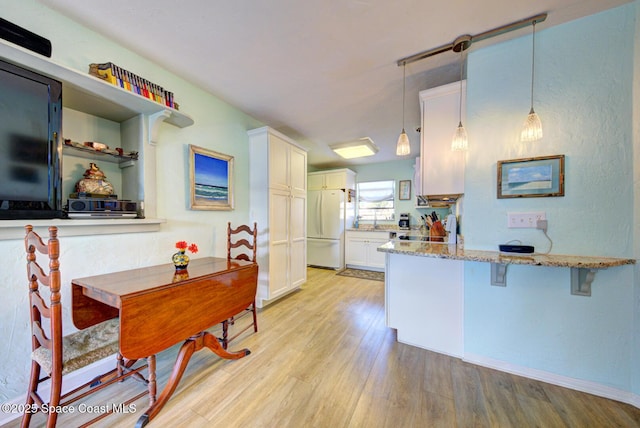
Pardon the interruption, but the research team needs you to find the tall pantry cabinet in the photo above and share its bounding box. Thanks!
[248,127,308,307]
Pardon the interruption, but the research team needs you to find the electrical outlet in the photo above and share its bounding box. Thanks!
[507,211,546,228]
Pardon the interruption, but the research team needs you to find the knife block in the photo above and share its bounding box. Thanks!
[430,221,446,242]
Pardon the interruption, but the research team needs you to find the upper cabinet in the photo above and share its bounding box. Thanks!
[419,81,465,196]
[308,168,355,190]
[267,131,307,194]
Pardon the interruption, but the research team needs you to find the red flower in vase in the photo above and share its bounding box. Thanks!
[175,241,199,253]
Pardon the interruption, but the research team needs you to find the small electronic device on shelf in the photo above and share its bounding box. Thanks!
[499,244,535,254]
[66,194,139,218]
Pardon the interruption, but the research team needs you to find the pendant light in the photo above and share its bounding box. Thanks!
[521,20,543,142]
[396,62,411,156]
[451,36,469,151]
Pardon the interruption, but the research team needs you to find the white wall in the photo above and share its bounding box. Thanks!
[463,2,638,397]
[0,0,262,402]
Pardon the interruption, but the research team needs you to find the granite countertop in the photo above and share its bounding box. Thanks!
[346,225,401,232]
[377,240,636,269]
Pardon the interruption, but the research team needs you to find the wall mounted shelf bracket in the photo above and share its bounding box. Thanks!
[570,267,598,297]
[148,110,172,145]
[491,263,507,286]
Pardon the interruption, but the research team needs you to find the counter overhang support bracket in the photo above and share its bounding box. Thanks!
[571,268,598,297]
[491,263,507,286]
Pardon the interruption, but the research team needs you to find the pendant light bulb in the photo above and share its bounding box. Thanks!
[521,21,543,142]
[396,130,410,156]
[452,122,468,151]
[396,62,411,156]
[451,44,468,151]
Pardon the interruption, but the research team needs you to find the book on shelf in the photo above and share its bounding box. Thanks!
[88,62,177,110]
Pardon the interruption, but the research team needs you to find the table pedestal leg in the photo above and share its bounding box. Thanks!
[135,331,249,427]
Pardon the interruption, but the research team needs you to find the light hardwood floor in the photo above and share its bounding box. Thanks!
[6,267,640,427]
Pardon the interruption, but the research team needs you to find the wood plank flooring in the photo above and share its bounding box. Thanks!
[6,267,640,427]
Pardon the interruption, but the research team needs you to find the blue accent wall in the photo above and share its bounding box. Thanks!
[463,2,638,395]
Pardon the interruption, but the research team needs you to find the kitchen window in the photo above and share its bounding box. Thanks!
[357,180,395,222]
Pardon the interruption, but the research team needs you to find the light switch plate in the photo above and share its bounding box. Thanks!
[507,212,546,228]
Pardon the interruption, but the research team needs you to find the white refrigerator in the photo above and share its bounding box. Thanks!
[307,189,354,269]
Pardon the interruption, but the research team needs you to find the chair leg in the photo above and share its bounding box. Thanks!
[221,320,229,350]
[20,362,40,428]
[147,354,157,406]
[252,301,258,333]
[46,371,63,428]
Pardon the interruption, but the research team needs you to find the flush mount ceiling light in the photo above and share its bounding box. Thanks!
[331,137,379,159]
[451,35,470,151]
[396,62,411,156]
[521,19,543,142]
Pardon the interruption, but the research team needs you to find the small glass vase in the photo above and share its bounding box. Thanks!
[172,250,190,270]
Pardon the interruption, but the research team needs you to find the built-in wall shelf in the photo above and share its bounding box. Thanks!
[0,39,194,128]
[378,241,635,297]
[63,144,138,167]
[1,38,195,222]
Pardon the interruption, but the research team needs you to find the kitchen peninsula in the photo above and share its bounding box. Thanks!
[378,240,635,357]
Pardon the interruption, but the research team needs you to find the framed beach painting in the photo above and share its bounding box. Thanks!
[189,144,234,210]
[497,155,564,199]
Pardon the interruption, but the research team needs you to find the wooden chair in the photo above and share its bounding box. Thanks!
[221,222,258,349]
[22,225,155,428]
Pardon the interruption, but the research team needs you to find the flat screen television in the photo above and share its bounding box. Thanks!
[0,59,63,219]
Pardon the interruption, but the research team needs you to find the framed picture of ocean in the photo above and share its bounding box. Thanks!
[188,144,234,210]
[497,155,564,198]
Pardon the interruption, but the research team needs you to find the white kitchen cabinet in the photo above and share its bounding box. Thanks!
[249,127,307,307]
[308,169,355,190]
[419,81,465,196]
[345,230,389,271]
[386,252,463,357]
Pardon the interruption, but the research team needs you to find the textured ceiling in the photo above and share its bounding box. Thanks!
[41,0,630,168]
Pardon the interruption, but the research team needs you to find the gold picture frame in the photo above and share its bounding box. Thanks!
[188,144,234,210]
[497,155,564,199]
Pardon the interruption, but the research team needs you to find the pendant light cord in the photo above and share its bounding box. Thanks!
[529,21,536,111]
[458,50,463,126]
[402,62,406,132]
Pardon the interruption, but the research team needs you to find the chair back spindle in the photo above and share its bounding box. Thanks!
[221,222,259,349]
[227,222,257,262]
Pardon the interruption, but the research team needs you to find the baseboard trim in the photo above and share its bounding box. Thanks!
[0,356,115,426]
[464,353,639,408]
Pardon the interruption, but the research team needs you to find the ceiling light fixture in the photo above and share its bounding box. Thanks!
[396,62,411,156]
[331,137,379,159]
[451,35,470,151]
[396,13,547,67]
[521,20,543,142]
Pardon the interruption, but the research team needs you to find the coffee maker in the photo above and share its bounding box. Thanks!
[398,213,410,230]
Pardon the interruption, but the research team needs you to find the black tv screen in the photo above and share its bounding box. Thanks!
[0,59,63,219]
